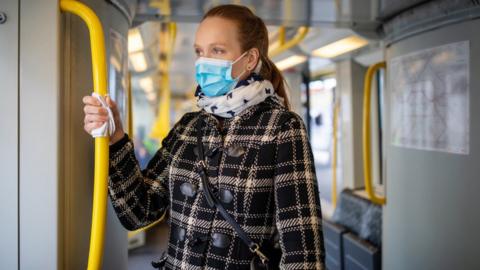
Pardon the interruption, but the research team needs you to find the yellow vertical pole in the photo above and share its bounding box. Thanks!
[127,72,134,138]
[278,26,286,46]
[150,22,176,141]
[331,101,340,208]
[60,1,109,269]
[363,62,386,205]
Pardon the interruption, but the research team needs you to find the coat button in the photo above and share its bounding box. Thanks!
[194,145,219,157]
[180,182,198,197]
[172,226,186,242]
[206,146,220,157]
[218,189,233,204]
[227,145,245,157]
[212,232,231,248]
[187,234,209,247]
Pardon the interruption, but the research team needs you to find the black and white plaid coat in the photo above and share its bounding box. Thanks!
[108,96,325,269]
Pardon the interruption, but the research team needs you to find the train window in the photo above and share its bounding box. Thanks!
[376,68,385,186]
[109,29,129,130]
[302,76,340,214]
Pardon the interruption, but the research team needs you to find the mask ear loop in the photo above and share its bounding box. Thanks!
[233,51,262,74]
[230,50,250,81]
[231,50,249,65]
[234,69,247,81]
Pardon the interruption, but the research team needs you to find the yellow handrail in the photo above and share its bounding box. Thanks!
[150,22,177,141]
[127,211,168,238]
[268,26,309,58]
[331,100,340,208]
[362,62,386,205]
[127,72,133,138]
[278,26,286,46]
[60,1,109,269]
[268,26,286,54]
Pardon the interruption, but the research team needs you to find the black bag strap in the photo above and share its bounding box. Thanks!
[196,118,268,264]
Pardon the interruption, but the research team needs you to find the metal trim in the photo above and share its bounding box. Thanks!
[384,5,480,45]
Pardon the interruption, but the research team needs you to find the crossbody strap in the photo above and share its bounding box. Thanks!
[196,118,268,264]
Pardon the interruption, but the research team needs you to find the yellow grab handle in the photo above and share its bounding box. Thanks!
[151,22,177,141]
[268,26,309,58]
[331,100,340,209]
[278,26,286,46]
[127,211,167,239]
[127,72,133,138]
[362,62,386,205]
[268,26,286,53]
[60,1,109,269]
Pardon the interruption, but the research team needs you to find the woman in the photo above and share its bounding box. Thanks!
[83,4,325,269]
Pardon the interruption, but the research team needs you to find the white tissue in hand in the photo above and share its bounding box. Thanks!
[90,92,116,138]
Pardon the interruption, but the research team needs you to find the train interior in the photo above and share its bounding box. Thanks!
[1,0,479,269]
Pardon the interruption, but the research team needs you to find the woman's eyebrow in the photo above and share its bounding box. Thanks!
[194,42,227,48]
[210,42,227,47]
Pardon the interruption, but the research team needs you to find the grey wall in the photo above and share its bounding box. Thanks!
[383,18,480,270]
[0,0,130,269]
[19,1,61,269]
[283,69,303,116]
[0,1,19,269]
[336,60,367,189]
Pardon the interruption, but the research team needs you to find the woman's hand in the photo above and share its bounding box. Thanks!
[82,95,125,144]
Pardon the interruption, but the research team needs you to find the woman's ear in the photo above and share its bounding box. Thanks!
[246,48,260,71]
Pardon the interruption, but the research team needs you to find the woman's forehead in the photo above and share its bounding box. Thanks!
[194,17,239,47]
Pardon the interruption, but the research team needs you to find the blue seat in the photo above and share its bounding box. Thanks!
[323,220,347,270]
[343,233,381,270]
[331,189,382,247]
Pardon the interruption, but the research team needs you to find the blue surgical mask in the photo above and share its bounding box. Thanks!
[195,52,248,97]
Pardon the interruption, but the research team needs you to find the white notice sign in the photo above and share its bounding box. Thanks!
[389,41,469,154]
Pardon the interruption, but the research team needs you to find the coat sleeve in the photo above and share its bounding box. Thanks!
[273,114,325,269]
[108,122,180,231]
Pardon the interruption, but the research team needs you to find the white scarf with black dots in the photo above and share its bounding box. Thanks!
[196,76,281,118]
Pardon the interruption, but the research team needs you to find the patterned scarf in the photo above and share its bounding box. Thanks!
[195,73,283,118]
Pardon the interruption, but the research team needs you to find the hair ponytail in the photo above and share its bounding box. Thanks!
[259,54,291,110]
[203,5,291,110]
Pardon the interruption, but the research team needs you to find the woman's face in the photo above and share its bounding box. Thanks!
[194,16,258,80]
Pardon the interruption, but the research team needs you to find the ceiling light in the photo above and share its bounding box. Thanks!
[146,92,156,101]
[312,36,368,58]
[139,77,154,93]
[130,53,147,72]
[128,29,144,53]
[275,55,308,71]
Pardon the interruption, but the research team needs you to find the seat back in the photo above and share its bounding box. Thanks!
[331,189,382,247]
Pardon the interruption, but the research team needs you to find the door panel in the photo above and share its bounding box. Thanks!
[0,1,19,269]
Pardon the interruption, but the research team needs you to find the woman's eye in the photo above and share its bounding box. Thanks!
[213,48,225,54]
[194,49,202,56]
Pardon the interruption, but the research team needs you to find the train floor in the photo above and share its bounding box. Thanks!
[128,222,169,270]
